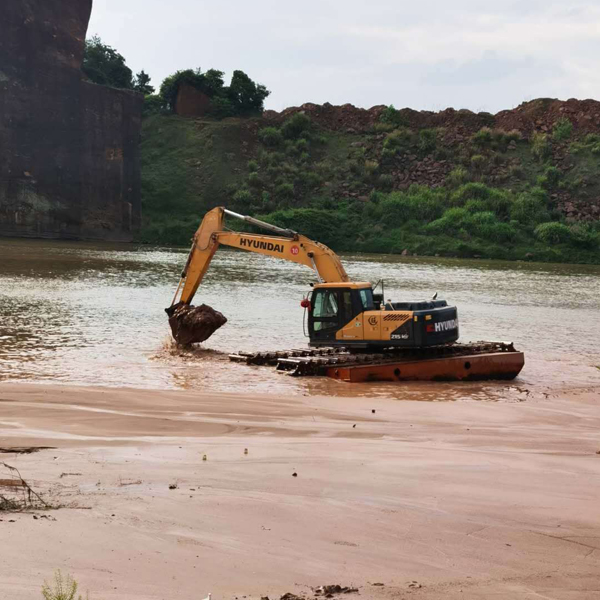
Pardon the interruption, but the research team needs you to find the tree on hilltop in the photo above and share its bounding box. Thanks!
[228,70,270,115]
[83,36,134,89]
[158,67,270,118]
[134,70,155,95]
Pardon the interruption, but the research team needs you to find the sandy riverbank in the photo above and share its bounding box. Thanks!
[1,383,599,600]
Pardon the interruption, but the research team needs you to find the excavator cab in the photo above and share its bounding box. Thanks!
[307,282,459,350]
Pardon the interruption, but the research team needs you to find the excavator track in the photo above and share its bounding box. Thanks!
[229,341,521,378]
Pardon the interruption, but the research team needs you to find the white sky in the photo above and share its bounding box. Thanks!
[88,0,600,112]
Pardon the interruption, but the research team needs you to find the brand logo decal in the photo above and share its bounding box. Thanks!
[239,238,284,253]
[433,319,459,333]
[290,245,300,256]
[368,316,378,326]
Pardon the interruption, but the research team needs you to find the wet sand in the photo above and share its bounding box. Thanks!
[1,383,599,599]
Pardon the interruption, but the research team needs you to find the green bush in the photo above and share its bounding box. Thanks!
[142,94,165,117]
[382,128,414,156]
[506,130,522,142]
[281,113,311,140]
[377,173,394,191]
[275,182,295,199]
[537,166,561,190]
[297,170,322,189]
[477,221,518,243]
[426,207,470,235]
[552,118,573,141]
[207,96,236,119]
[348,159,364,176]
[464,199,488,213]
[508,164,524,179]
[233,188,253,204]
[418,129,437,154]
[295,138,310,153]
[373,121,396,133]
[534,222,572,244]
[472,127,493,147]
[380,105,407,128]
[376,188,445,225]
[531,132,551,162]
[450,184,512,218]
[365,160,379,176]
[42,571,87,600]
[484,188,512,219]
[450,183,493,205]
[510,192,550,225]
[446,166,469,188]
[470,154,487,174]
[248,172,262,187]
[259,127,283,147]
[568,224,600,249]
[569,133,600,156]
[491,129,513,152]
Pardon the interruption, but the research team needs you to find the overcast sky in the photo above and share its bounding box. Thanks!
[88,0,600,113]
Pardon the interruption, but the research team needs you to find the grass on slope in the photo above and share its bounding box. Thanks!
[140,115,252,245]
[139,113,600,264]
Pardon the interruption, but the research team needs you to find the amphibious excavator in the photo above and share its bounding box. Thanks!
[167,207,524,381]
[167,207,460,350]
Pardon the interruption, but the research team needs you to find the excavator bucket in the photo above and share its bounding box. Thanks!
[167,303,227,346]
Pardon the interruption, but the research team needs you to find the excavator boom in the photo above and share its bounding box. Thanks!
[175,207,349,307]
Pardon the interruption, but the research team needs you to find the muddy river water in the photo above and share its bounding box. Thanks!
[1,238,599,401]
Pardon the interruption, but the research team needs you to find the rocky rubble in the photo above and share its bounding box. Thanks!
[267,98,600,140]
[265,98,600,222]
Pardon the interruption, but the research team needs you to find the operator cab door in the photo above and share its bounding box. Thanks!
[309,288,356,343]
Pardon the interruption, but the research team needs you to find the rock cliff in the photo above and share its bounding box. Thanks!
[0,0,142,241]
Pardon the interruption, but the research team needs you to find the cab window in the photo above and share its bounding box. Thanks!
[312,290,339,331]
[313,290,338,318]
[359,289,375,311]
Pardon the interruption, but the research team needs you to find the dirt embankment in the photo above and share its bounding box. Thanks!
[264,98,600,222]
[266,98,600,138]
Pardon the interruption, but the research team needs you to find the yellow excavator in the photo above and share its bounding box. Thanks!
[167,207,460,350]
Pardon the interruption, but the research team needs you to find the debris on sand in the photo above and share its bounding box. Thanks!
[0,447,56,455]
[167,303,227,345]
[0,462,50,512]
[280,594,304,600]
[315,585,359,596]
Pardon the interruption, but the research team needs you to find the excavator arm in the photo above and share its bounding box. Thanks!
[173,207,349,307]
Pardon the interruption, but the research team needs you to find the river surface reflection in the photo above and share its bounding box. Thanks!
[1,238,599,401]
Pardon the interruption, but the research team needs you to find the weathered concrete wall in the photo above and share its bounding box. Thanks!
[175,84,212,118]
[0,0,142,241]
